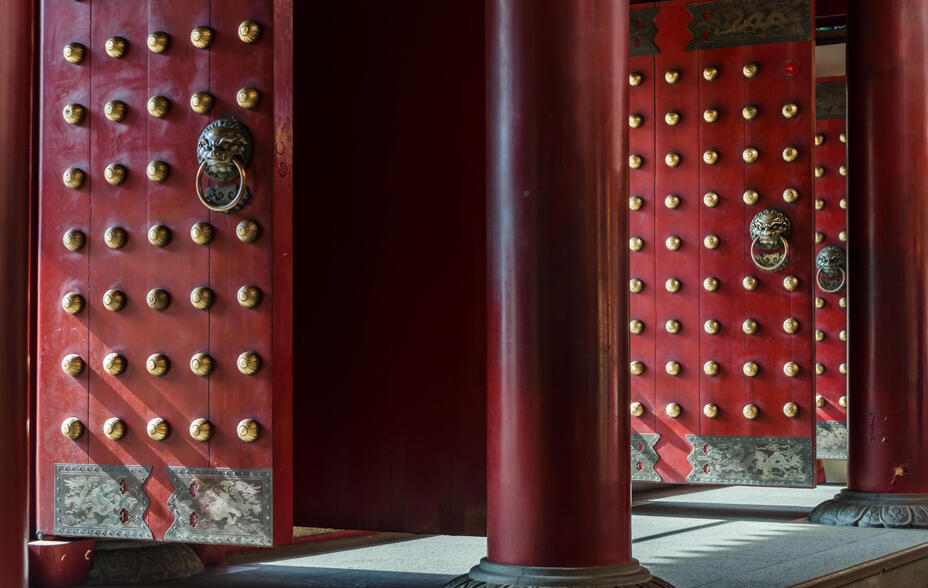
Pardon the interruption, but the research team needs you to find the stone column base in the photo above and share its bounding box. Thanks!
[809,489,928,528]
[445,557,672,588]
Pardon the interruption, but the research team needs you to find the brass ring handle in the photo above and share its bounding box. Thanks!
[816,267,846,294]
[750,235,790,272]
[195,158,247,212]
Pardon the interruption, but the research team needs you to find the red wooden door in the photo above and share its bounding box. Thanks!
[36,0,290,545]
[629,0,818,486]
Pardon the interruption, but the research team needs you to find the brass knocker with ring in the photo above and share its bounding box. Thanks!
[815,245,847,293]
[749,209,792,272]
[195,118,253,212]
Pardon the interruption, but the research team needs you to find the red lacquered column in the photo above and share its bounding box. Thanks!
[810,0,928,527]
[450,1,667,586]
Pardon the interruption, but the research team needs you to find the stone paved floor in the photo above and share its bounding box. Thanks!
[127,484,928,588]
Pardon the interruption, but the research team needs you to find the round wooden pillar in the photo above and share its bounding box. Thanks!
[450,1,666,586]
[810,0,928,527]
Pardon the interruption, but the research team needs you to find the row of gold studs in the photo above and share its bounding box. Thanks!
[60,220,260,253]
[630,63,764,86]
[631,103,801,128]
[61,416,260,443]
[630,145,802,169]
[61,350,260,378]
[631,317,802,336]
[631,401,802,420]
[815,132,848,145]
[61,283,261,315]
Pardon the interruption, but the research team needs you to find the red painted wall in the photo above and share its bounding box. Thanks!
[293,1,487,535]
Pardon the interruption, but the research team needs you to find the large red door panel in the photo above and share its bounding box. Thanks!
[629,0,816,486]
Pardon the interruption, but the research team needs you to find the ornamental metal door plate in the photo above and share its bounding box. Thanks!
[54,464,153,539]
[165,467,273,546]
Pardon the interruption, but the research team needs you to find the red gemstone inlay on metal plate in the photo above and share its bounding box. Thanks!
[190,512,199,528]
[119,508,129,525]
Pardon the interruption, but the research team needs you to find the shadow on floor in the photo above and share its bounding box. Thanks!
[134,566,455,588]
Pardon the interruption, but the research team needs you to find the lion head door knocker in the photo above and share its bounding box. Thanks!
[816,245,847,293]
[195,118,252,212]
[749,209,792,272]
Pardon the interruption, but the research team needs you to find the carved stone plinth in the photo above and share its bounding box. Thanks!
[445,558,672,588]
[809,489,928,528]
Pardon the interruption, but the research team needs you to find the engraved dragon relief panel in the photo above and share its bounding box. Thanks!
[686,0,812,51]
[685,435,814,486]
[817,420,848,460]
[54,464,153,539]
[631,433,661,482]
[165,467,273,546]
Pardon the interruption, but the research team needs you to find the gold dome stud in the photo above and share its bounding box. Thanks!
[815,232,825,244]
[664,70,680,84]
[839,198,847,209]
[629,196,644,210]
[630,278,644,293]
[742,318,759,335]
[664,194,680,209]
[665,319,681,335]
[816,330,825,342]
[783,275,799,291]
[102,289,125,312]
[782,188,799,203]
[629,319,644,335]
[189,352,213,376]
[703,66,719,81]
[816,394,826,408]
[742,63,759,78]
[665,235,681,251]
[237,351,261,375]
[664,152,681,168]
[815,199,825,211]
[63,229,85,252]
[839,164,847,176]
[190,25,213,49]
[238,20,262,44]
[189,418,212,442]
[237,418,259,442]
[665,278,681,293]
[839,230,848,242]
[665,361,681,377]
[840,330,847,342]
[665,402,681,418]
[704,234,720,250]
[839,297,847,308]
[62,167,85,190]
[629,72,643,86]
[147,95,170,118]
[630,401,645,417]
[629,237,644,251]
[783,318,799,334]
[703,361,719,376]
[703,150,719,165]
[62,103,85,125]
[742,105,758,121]
[102,352,126,376]
[237,285,261,308]
[104,163,126,186]
[61,354,84,376]
[703,276,719,292]
[664,111,680,126]
[815,166,826,178]
[103,99,127,122]
[146,353,169,376]
[146,288,170,311]
[742,148,759,163]
[61,417,83,440]
[782,146,800,162]
[816,297,826,309]
[816,363,826,375]
[190,91,214,115]
[703,192,719,207]
[839,395,848,408]
[704,319,720,335]
[629,154,643,169]
[236,87,260,110]
[236,219,260,243]
[783,402,799,418]
[146,417,169,441]
[781,103,798,119]
[743,362,759,377]
[703,403,719,418]
[190,222,214,245]
[783,362,800,378]
[742,189,759,205]
[103,417,125,441]
[840,132,847,143]
[103,226,127,249]
[61,291,84,315]
[147,31,170,54]
[742,275,758,291]
[189,286,214,310]
[703,108,719,123]
[630,361,645,376]
[104,36,128,59]
[742,404,759,419]
[839,362,847,375]
[63,42,85,64]
[146,160,169,183]
[815,133,825,146]
[629,114,643,128]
